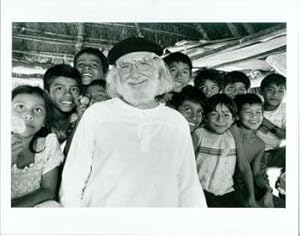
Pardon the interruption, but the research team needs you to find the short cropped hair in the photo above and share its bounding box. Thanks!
[74,47,109,74]
[234,93,263,113]
[194,69,223,89]
[260,73,286,91]
[43,64,82,92]
[170,85,206,109]
[163,52,193,72]
[204,94,237,117]
[87,79,106,89]
[223,71,251,90]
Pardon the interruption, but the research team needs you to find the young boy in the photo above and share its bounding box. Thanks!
[194,94,258,207]
[169,85,206,148]
[74,47,109,87]
[43,64,82,145]
[232,94,275,207]
[85,79,109,104]
[163,52,193,93]
[194,69,223,98]
[223,71,251,99]
[257,74,286,168]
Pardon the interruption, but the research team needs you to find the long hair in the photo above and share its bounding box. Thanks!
[106,57,174,98]
[12,85,54,153]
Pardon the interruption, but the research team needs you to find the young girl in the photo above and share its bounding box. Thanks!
[11,85,64,207]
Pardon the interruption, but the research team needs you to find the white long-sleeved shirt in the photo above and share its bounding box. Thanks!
[59,98,206,207]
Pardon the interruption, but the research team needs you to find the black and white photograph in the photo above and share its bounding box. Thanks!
[1,0,299,235]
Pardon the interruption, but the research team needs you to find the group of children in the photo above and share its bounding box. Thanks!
[11,46,286,208]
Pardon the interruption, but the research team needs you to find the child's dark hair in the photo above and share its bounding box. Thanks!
[163,52,193,72]
[169,85,206,109]
[260,73,286,91]
[194,69,223,89]
[204,94,237,117]
[12,85,54,153]
[87,79,106,90]
[43,64,82,92]
[223,71,251,90]
[74,47,109,74]
[234,93,263,113]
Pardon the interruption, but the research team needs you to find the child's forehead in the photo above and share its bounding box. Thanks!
[212,103,231,112]
[241,103,263,110]
[266,83,286,89]
[51,76,79,86]
[169,61,190,68]
[202,78,218,86]
[181,100,203,108]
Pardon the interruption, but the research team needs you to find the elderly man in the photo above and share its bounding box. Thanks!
[59,37,207,207]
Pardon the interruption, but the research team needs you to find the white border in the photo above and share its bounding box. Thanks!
[1,0,299,235]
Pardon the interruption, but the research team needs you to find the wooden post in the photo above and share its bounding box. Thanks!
[75,23,85,53]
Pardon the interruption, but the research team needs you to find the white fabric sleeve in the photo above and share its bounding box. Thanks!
[59,109,96,207]
[43,133,65,175]
[176,126,207,207]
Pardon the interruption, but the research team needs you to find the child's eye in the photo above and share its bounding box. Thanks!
[55,87,63,92]
[34,107,45,114]
[169,68,178,73]
[211,86,218,91]
[184,107,192,113]
[14,104,24,111]
[71,87,80,94]
[182,70,190,76]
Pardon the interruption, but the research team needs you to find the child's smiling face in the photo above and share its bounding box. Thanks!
[178,100,203,132]
[261,83,285,108]
[206,104,234,134]
[238,103,263,130]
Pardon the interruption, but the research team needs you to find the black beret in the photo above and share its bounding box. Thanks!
[108,37,163,65]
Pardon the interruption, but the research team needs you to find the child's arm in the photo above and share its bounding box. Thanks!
[11,168,59,207]
[260,118,285,139]
[251,147,274,207]
[230,125,259,207]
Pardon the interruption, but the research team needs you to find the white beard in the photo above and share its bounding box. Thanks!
[116,76,159,106]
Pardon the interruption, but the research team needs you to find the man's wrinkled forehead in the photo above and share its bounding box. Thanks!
[116,51,157,63]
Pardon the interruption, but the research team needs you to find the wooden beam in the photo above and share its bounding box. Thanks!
[226,23,241,37]
[193,24,210,40]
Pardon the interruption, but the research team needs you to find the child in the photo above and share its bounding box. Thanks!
[85,79,109,104]
[169,85,206,148]
[232,94,275,207]
[194,69,223,98]
[43,64,84,145]
[257,74,286,168]
[223,71,251,99]
[194,94,258,207]
[74,47,109,87]
[163,52,193,93]
[11,85,64,207]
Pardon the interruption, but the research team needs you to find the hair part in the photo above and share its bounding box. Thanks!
[260,73,286,91]
[74,47,109,74]
[43,64,82,92]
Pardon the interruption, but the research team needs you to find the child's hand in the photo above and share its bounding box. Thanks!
[261,190,274,208]
[11,133,23,165]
